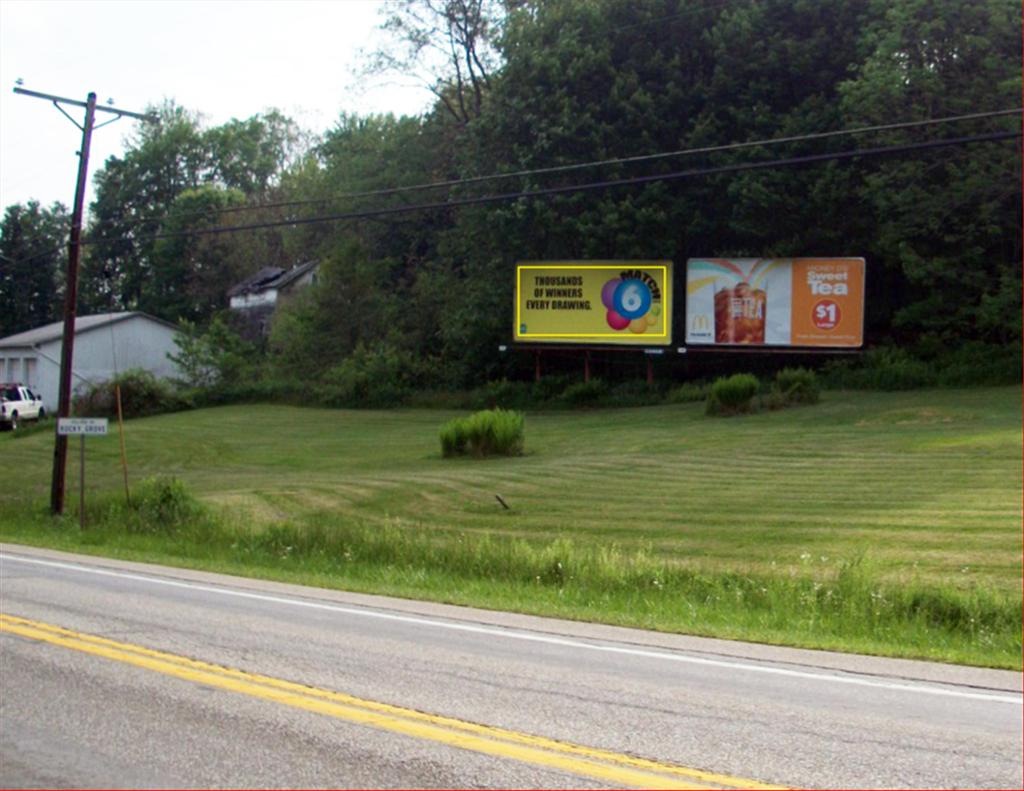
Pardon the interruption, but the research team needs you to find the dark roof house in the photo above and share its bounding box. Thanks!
[227,260,320,339]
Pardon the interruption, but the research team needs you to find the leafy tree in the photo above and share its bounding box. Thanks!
[83,102,210,313]
[82,103,309,318]
[838,0,1022,348]
[206,110,305,197]
[169,316,260,389]
[269,238,400,379]
[364,0,505,125]
[0,201,68,336]
[146,185,249,322]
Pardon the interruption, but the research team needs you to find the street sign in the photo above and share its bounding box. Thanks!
[57,418,109,436]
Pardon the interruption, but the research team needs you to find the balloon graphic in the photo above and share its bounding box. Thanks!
[601,278,621,309]
[606,309,630,330]
[629,317,648,334]
[613,279,652,320]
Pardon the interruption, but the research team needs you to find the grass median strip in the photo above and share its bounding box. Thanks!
[0,613,786,790]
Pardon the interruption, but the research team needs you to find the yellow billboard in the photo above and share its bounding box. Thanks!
[515,261,673,345]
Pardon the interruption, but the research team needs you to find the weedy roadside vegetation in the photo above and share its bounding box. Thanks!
[8,476,1018,669]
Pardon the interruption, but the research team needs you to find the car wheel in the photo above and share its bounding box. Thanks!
[9,411,18,430]
[38,407,46,420]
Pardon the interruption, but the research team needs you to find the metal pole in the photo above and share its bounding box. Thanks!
[50,92,97,515]
[115,384,131,504]
[79,435,85,529]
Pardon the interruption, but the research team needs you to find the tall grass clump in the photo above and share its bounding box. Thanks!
[706,373,760,416]
[85,476,213,537]
[440,409,525,458]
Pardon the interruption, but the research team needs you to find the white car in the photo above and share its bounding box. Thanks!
[1,384,46,430]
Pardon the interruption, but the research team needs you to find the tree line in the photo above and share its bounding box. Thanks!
[1,0,1019,391]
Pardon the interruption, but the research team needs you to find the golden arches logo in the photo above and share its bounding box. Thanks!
[691,314,711,332]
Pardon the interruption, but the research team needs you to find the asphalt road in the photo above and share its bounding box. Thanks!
[1,544,1020,789]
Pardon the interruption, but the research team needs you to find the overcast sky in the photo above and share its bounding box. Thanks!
[0,0,435,213]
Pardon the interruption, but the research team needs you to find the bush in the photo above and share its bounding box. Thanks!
[530,374,573,403]
[667,381,709,404]
[771,367,820,406]
[316,343,420,408]
[821,347,937,391]
[558,379,609,408]
[73,369,190,420]
[440,409,525,458]
[473,379,535,410]
[934,342,1022,387]
[170,316,260,390]
[605,380,663,408]
[706,373,760,416]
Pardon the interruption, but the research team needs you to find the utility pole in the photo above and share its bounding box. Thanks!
[13,87,157,515]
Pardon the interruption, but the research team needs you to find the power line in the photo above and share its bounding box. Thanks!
[87,130,1018,247]
[105,107,1023,231]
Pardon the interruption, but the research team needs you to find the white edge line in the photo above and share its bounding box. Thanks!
[3,553,1021,706]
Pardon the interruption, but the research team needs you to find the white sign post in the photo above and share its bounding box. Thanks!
[57,418,108,528]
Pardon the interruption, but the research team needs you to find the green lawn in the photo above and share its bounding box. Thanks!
[2,386,1021,666]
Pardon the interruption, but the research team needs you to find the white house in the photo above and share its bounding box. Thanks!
[0,312,183,412]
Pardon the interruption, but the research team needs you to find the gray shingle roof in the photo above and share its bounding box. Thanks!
[0,312,177,348]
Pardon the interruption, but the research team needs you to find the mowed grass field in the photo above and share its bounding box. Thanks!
[1,385,1020,666]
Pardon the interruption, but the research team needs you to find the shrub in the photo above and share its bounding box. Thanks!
[440,409,525,458]
[559,379,609,408]
[934,342,1022,387]
[706,373,760,416]
[316,342,420,407]
[772,367,820,406]
[73,369,190,420]
[605,380,663,408]
[170,316,260,389]
[667,381,709,404]
[821,347,937,391]
[473,379,534,410]
[530,374,573,404]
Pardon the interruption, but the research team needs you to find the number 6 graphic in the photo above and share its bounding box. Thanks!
[613,279,651,320]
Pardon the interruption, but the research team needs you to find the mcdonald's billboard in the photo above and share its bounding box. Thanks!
[515,261,673,346]
[685,258,865,348]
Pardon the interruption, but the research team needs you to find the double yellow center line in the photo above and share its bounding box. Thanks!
[1,613,785,790]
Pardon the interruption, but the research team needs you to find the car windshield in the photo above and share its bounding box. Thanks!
[1,388,19,401]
